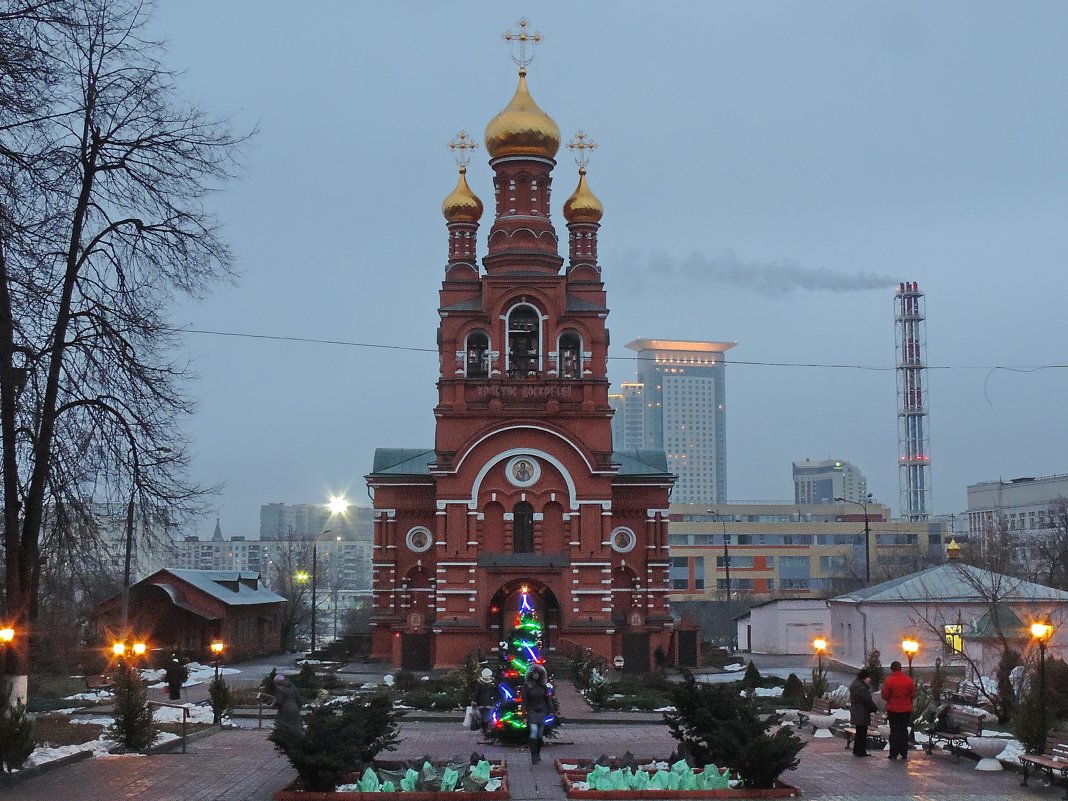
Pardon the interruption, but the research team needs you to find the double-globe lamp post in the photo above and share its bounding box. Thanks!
[835,494,873,584]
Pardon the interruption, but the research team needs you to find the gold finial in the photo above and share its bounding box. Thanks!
[567,130,597,171]
[448,130,478,169]
[503,18,543,72]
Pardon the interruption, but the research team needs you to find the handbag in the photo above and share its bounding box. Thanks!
[463,704,477,729]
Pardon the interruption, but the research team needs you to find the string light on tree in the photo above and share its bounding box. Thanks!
[489,586,556,739]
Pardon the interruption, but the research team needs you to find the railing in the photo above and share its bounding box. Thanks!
[148,701,191,753]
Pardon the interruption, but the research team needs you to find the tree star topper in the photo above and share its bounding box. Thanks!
[567,130,597,170]
[503,18,543,71]
[449,130,478,169]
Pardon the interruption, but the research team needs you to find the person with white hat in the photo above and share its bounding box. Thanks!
[474,667,498,734]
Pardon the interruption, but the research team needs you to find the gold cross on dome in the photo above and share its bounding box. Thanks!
[567,130,597,170]
[448,130,478,168]
[503,18,543,70]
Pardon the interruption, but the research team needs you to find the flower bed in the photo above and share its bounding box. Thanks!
[555,758,799,799]
[273,759,508,801]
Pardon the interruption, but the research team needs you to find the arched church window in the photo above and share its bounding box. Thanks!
[513,502,534,553]
[466,330,489,378]
[559,330,582,379]
[507,305,540,378]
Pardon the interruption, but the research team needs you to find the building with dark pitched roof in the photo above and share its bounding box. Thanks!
[93,568,286,661]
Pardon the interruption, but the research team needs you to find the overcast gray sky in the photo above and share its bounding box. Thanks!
[152,2,1068,537]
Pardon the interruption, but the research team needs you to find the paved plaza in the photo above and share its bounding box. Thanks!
[5,709,1067,801]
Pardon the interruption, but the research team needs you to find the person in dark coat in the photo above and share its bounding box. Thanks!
[474,668,498,734]
[522,664,551,764]
[272,672,302,733]
[848,667,879,757]
[164,657,187,701]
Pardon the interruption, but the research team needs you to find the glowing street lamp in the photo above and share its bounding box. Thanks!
[813,638,827,677]
[0,626,13,644]
[1030,620,1054,734]
[901,638,919,677]
[112,641,126,657]
[210,640,225,681]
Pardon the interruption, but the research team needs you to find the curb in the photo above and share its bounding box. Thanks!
[0,748,95,786]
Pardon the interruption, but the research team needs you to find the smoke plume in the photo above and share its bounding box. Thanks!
[614,250,898,297]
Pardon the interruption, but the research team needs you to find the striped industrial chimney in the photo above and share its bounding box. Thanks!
[895,282,931,520]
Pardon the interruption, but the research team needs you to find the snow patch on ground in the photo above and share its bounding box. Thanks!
[723,663,745,672]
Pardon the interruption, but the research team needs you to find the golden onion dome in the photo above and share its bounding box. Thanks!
[441,167,483,223]
[484,69,560,159]
[563,168,603,224]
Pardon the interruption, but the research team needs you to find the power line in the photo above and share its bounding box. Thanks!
[172,326,1068,373]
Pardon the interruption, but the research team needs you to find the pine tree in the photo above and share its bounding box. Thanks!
[0,698,35,772]
[110,662,157,751]
[486,587,556,742]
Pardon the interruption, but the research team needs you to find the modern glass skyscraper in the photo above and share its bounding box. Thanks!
[617,339,736,504]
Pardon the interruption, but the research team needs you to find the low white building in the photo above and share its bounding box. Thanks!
[735,563,1068,679]
[736,598,829,654]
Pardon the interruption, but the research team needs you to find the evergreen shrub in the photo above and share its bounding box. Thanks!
[665,675,805,789]
[110,663,157,751]
[270,692,399,792]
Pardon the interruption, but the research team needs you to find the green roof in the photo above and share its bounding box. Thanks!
[369,448,671,478]
[370,448,435,476]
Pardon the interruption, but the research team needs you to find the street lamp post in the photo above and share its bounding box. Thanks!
[0,626,14,698]
[901,637,918,677]
[813,637,827,677]
[835,494,873,584]
[211,640,225,681]
[310,531,328,654]
[708,509,733,649]
[1030,621,1054,735]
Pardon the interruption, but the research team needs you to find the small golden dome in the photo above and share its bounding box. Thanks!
[441,167,483,223]
[563,168,603,224]
[484,69,560,159]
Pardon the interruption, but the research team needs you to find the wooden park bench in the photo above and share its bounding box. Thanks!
[945,679,981,705]
[1020,730,1068,800]
[84,673,114,692]
[843,712,887,752]
[924,706,984,762]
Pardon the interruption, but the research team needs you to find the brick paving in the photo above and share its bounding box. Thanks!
[8,701,1068,800]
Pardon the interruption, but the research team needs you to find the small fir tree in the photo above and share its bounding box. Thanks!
[0,697,35,772]
[742,661,762,689]
[930,658,946,703]
[209,676,233,725]
[110,662,157,751]
[1012,670,1049,755]
[665,675,805,789]
[864,645,884,690]
[270,692,399,792]
[781,673,806,707]
[995,648,1021,724]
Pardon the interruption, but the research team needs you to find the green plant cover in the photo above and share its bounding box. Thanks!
[381,780,396,792]
[401,768,420,791]
[648,770,669,789]
[699,764,730,790]
[440,767,460,792]
[471,759,492,783]
[358,766,380,792]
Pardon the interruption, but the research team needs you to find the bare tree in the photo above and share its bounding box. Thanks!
[267,538,314,652]
[1,0,249,702]
[1035,499,1068,591]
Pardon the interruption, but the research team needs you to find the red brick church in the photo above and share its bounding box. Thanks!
[368,25,674,671]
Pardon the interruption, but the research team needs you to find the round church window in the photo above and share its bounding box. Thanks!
[610,527,637,554]
[406,526,433,553]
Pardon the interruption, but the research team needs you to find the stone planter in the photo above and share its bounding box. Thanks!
[967,737,1007,771]
[806,714,837,739]
[273,760,508,801]
[556,759,800,799]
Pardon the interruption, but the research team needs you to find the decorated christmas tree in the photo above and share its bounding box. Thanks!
[488,586,557,742]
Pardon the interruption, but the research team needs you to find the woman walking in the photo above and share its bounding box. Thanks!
[522,664,550,764]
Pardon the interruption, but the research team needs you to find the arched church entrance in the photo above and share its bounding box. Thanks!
[487,579,561,653]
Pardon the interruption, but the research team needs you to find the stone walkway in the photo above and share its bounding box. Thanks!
[6,718,1067,801]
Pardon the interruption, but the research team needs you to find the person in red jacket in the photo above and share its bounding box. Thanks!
[880,660,917,760]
